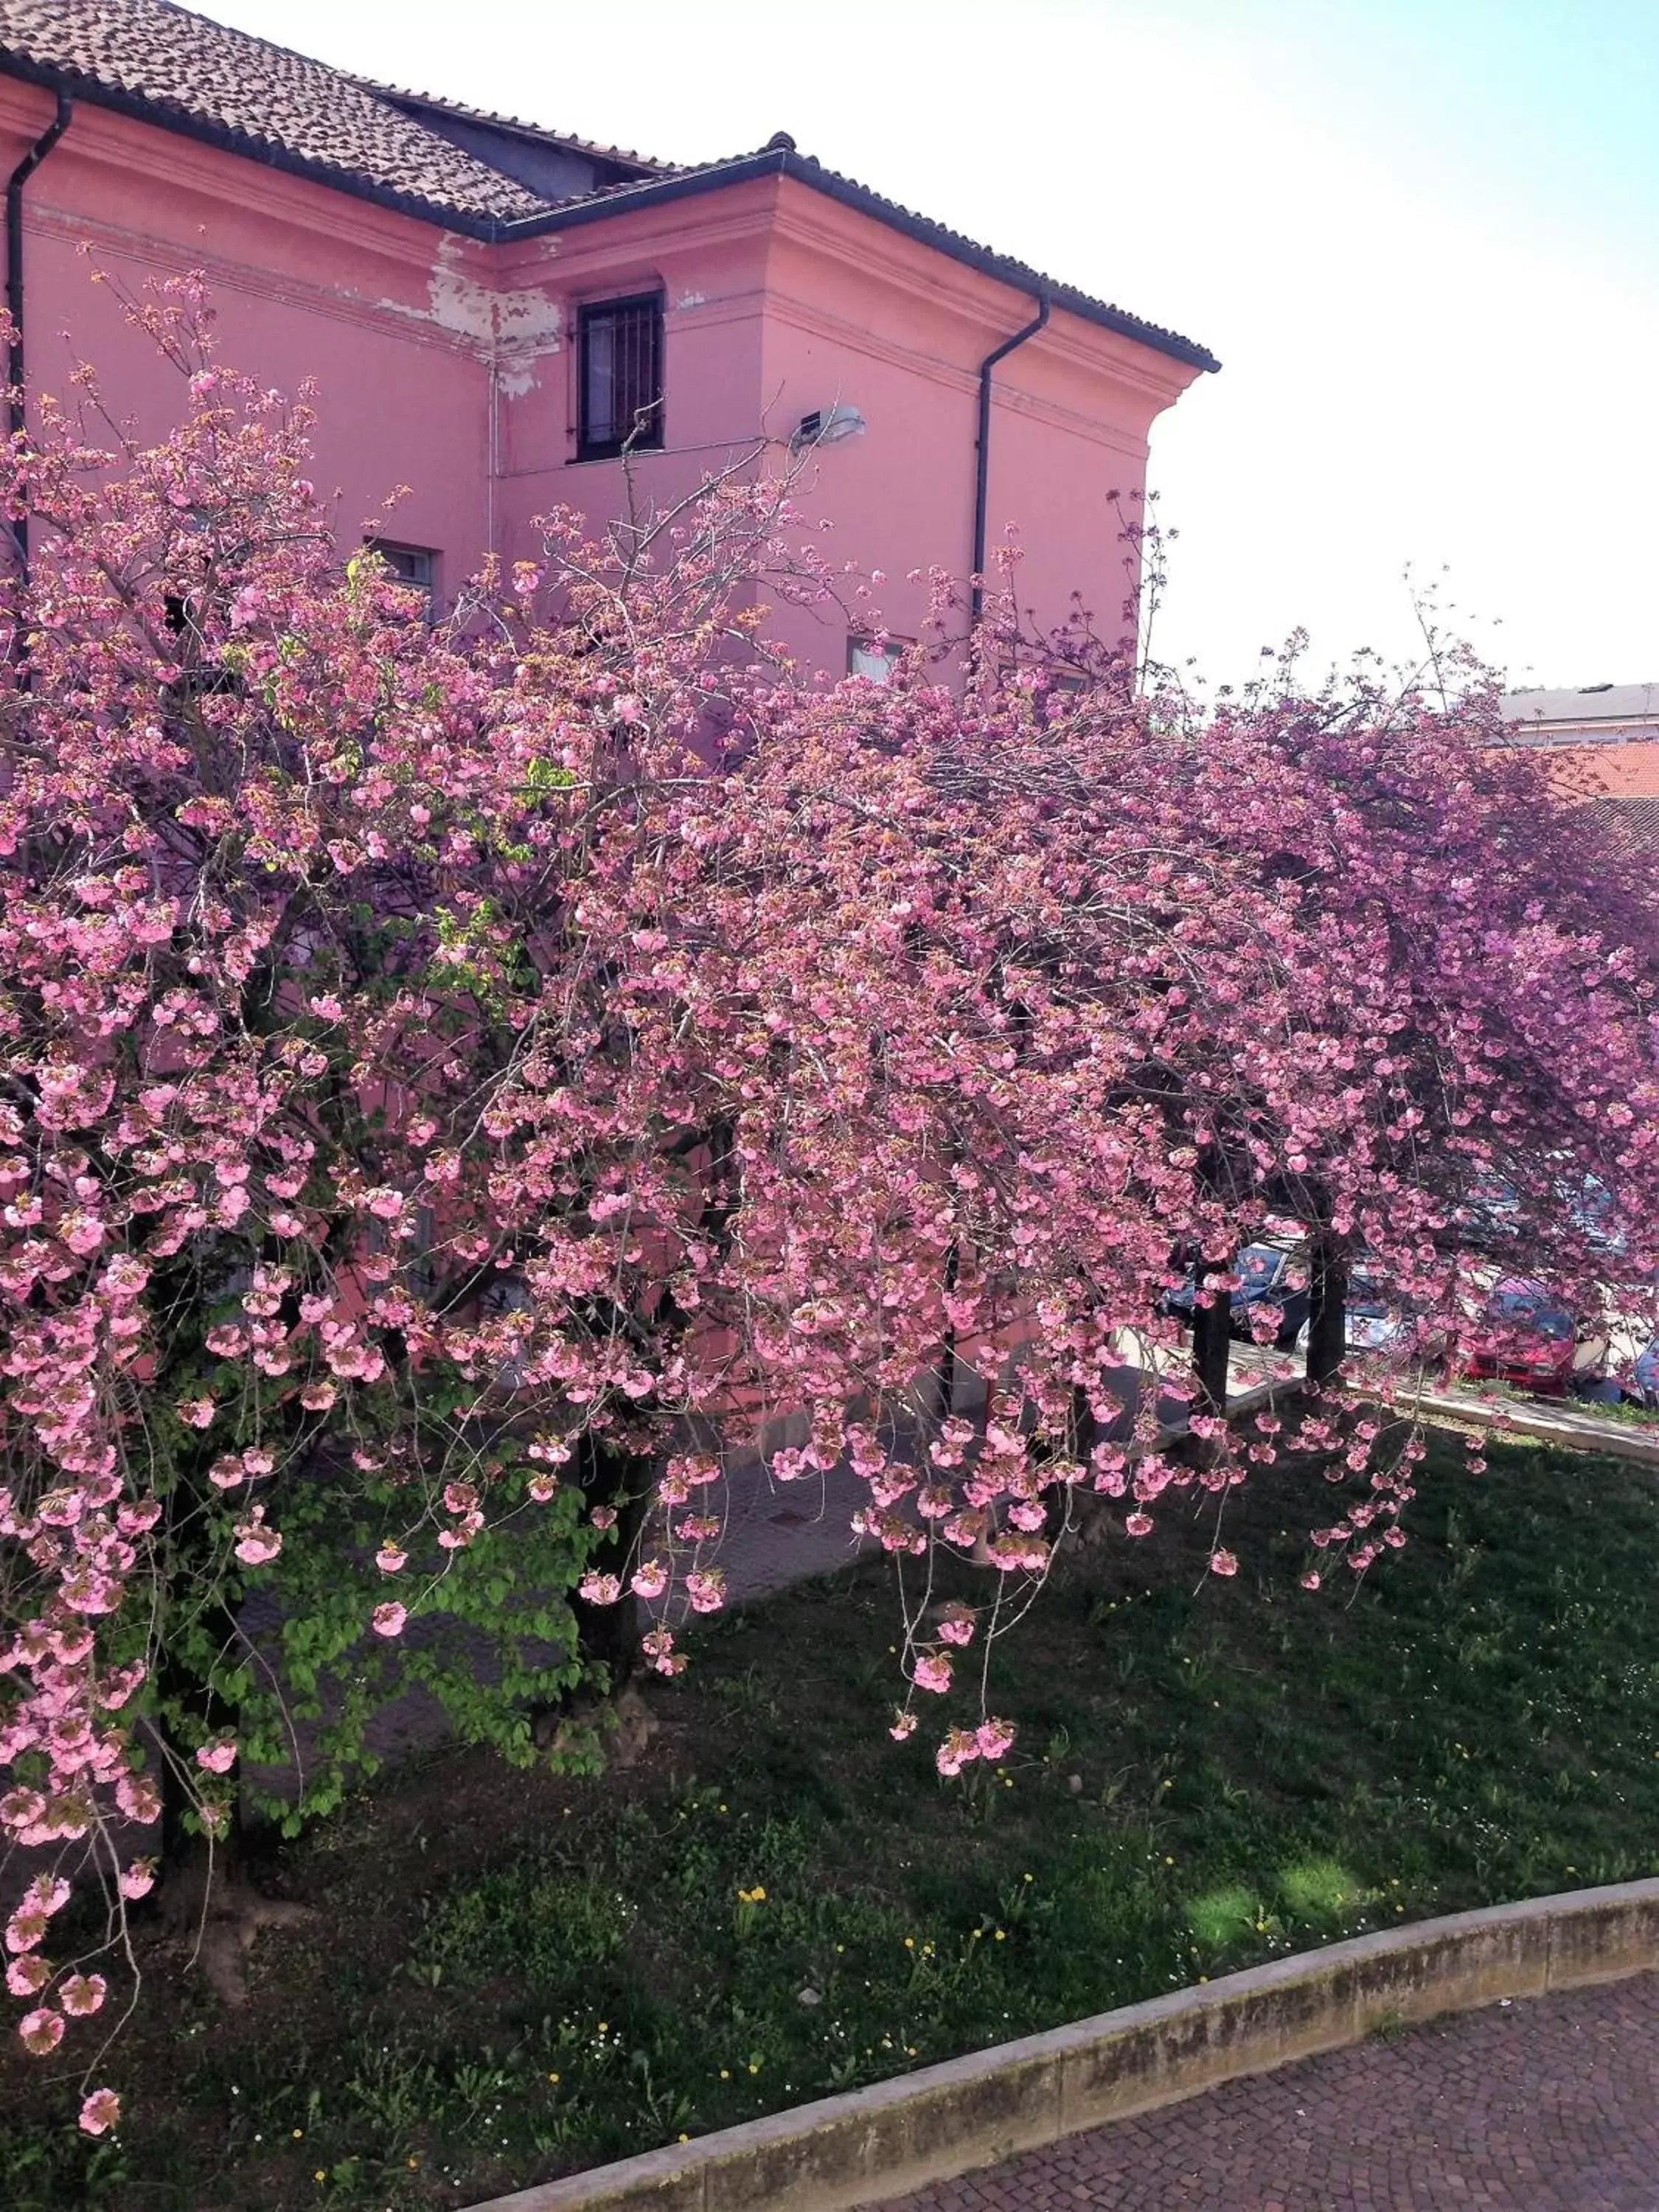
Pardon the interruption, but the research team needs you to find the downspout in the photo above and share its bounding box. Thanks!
[969,289,1048,630]
[6,89,73,569]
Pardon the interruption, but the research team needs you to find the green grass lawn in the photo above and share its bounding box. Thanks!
[6,1431,1659,2211]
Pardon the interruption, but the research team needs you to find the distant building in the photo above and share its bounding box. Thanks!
[0,0,1217,674]
[1502,684,1659,855]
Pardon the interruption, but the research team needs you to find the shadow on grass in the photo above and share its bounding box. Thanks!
[6,1433,1658,2211]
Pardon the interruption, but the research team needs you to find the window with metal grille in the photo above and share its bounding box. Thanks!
[366,538,437,608]
[847,634,911,684]
[577,294,664,460]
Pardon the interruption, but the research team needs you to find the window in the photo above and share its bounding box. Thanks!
[366,539,437,609]
[847,635,909,684]
[577,294,664,460]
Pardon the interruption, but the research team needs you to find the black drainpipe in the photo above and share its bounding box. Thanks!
[6,89,73,568]
[970,289,1048,630]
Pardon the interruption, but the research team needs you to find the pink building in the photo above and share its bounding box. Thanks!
[0,0,1215,672]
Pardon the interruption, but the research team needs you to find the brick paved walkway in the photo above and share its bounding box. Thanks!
[874,1972,1659,2211]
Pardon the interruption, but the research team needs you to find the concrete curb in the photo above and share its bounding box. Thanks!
[1414,1390,1659,1467]
[462,1878,1659,2212]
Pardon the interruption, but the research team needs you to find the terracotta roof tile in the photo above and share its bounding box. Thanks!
[0,0,552,223]
[1582,796,1659,858]
[1543,741,1659,800]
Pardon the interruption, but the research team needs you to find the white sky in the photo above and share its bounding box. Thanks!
[204,0,1659,692]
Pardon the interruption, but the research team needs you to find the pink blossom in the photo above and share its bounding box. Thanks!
[630,1559,668,1601]
[1,347,1655,2019]
[889,1709,918,1741]
[232,1507,282,1567]
[78,2087,122,2137]
[371,1602,407,1638]
[935,1728,981,1777]
[685,1569,726,1615]
[6,1910,47,1955]
[59,1972,107,2017]
[114,1776,161,1825]
[195,1739,237,1773]
[5,1953,50,1996]
[641,1626,686,1676]
[18,2006,63,2054]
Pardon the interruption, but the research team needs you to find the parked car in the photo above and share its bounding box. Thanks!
[1615,1337,1659,1408]
[1162,1242,1310,1349]
[1450,1175,1523,1251]
[1458,1279,1608,1397]
[1558,1169,1630,1262]
[1292,1270,1405,1359]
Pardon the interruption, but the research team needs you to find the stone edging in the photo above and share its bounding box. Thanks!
[463,1878,1659,2212]
[1415,1389,1659,1467]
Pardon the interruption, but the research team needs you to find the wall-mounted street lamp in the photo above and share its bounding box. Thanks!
[789,403,866,454]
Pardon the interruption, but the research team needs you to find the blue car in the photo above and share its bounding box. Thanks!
[1161,1243,1310,1349]
[1630,1339,1659,1408]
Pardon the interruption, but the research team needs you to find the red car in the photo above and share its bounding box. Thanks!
[1459,1279,1606,1398]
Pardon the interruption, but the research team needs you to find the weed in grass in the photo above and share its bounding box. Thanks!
[1186,1884,1263,1949]
[1277,1857,1370,1920]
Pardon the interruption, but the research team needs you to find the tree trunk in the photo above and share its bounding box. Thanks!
[568,1433,650,1691]
[1191,1258,1233,1419]
[1305,1231,1349,1386]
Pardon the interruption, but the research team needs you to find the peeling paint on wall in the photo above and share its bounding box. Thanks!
[376,236,563,397]
[675,291,708,311]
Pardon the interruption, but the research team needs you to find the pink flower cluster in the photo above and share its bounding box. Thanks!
[5,295,1658,2090]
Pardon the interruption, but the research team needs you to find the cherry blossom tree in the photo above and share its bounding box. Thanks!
[3,291,1657,2114]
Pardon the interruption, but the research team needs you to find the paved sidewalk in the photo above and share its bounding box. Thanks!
[874,1971,1659,2211]
[692,1359,1192,1603]
[1222,1338,1659,1470]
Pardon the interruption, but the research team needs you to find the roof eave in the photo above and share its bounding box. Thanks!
[502,147,1221,375]
[0,50,512,237]
[0,68,1220,373]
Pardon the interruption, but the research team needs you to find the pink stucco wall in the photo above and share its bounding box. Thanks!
[752,185,1193,670]
[0,82,1202,666]
[0,80,499,591]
